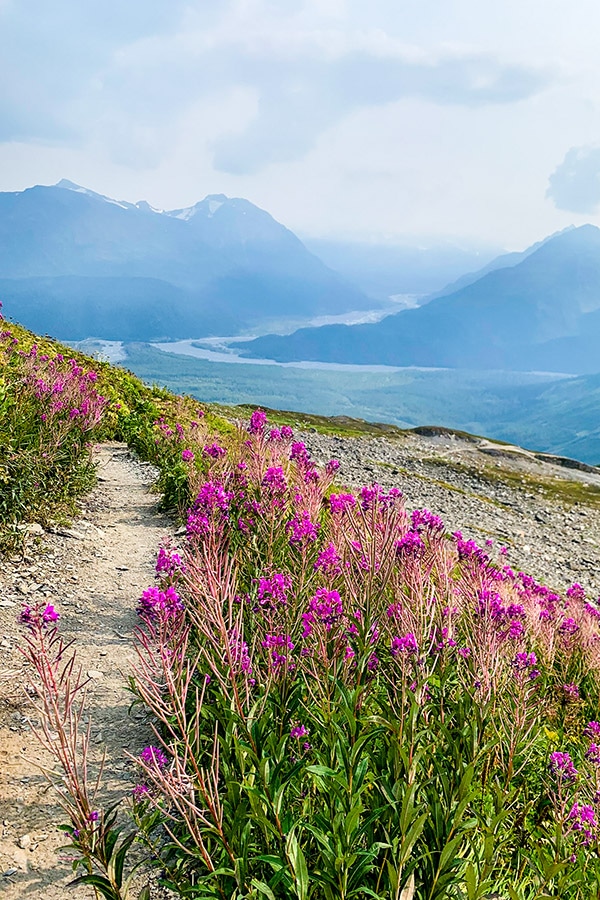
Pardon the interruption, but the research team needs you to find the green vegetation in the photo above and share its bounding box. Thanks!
[23,407,600,900]
[423,456,600,511]
[117,342,600,464]
[8,317,600,899]
[0,318,232,548]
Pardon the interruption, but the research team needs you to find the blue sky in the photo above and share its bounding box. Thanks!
[1,0,600,248]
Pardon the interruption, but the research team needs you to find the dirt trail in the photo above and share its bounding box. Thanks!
[0,443,173,898]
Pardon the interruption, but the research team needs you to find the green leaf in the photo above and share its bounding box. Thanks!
[286,830,309,900]
[306,765,336,777]
[112,831,137,887]
[68,874,118,900]
[251,878,277,900]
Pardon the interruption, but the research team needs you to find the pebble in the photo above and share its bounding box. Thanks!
[18,834,31,849]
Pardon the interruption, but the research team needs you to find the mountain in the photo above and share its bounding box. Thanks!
[301,237,501,299]
[425,227,574,301]
[0,181,370,340]
[242,225,600,374]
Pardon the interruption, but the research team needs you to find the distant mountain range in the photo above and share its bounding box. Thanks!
[301,237,501,299]
[243,225,600,374]
[0,180,371,340]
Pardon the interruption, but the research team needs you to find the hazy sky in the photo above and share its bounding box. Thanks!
[2,0,600,248]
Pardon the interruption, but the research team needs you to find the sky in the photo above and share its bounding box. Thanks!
[2,0,600,249]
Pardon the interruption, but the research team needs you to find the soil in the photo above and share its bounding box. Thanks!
[1,427,600,898]
[0,443,174,899]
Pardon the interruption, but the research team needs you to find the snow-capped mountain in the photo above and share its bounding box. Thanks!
[0,180,369,340]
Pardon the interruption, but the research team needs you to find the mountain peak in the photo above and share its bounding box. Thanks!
[165,194,230,221]
[54,179,134,211]
[55,178,88,193]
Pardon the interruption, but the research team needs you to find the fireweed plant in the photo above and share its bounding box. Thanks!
[6,308,600,900]
[0,309,233,546]
[19,602,145,900]
[0,323,108,536]
[119,410,600,900]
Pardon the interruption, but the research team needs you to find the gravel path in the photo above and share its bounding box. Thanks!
[0,443,173,899]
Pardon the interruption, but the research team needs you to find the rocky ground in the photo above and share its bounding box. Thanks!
[1,426,600,898]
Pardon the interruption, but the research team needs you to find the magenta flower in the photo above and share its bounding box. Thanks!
[203,443,226,459]
[454,532,489,565]
[132,784,149,800]
[228,629,253,675]
[513,651,537,669]
[563,682,580,701]
[359,484,402,511]
[559,617,579,636]
[329,493,356,515]
[262,466,288,495]
[20,603,60,628]
[248,409,267,434]
[549,751,578,782]
[396,532,425,557]
[411,509,444,533]
[187,481,233,537]
[155,547,184,576]
[291,724,308,739]
[290,441,310,464]
[314,543,342,576]
[257,573,292,606]
[195,481,233,512]
[286,511,319,546]
[585,721,600,738]
[586,743,600,765]
[42,604,60,623]
[367,653,379,672]
[303,588,343,634]
[138,586,183,619]
[566,583,586,601]
[569,802,597,846]
[391,633,418,656]
[262,633,295,654]
[140,746,168,769]
[181,449,195,462]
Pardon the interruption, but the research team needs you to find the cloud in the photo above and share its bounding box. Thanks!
[0,0,198,142]
[547,145,600,214]
[211,48,552,173]
[0,1,554,173]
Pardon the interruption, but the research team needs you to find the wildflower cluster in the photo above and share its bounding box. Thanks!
[127,409,600,899]
[0,328,109,535]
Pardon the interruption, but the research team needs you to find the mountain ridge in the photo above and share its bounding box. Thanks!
[242,224,600,374]
[0,180,371,339]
